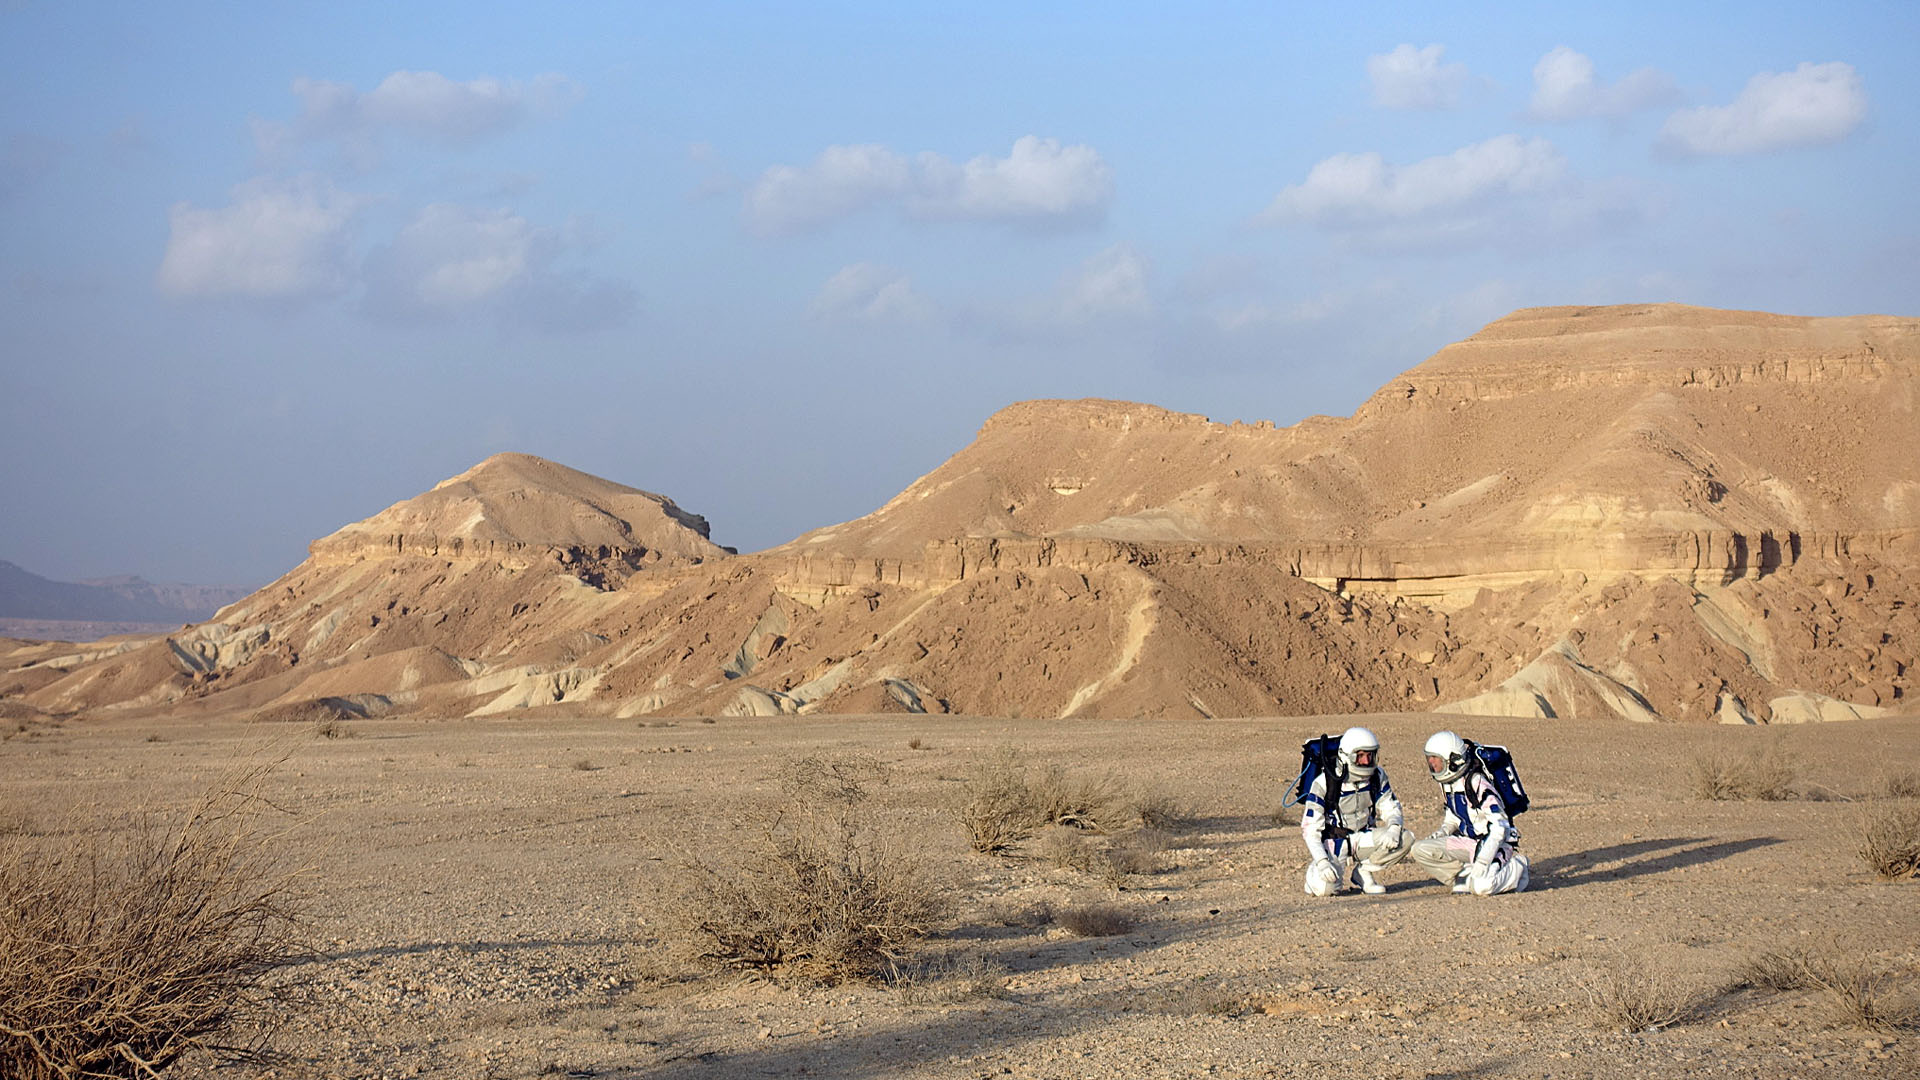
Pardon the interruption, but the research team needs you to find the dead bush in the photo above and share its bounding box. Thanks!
[1881,768,1920,799]
[1030,765,1133,833]
[1738,942,1818,992]
[668,753,943,984]
[894,951,1011,1005]
[1858,802,1920,880]
[980,899,1053,929]
[0,775,311,1079]
[1129,788,1196,832]
[1582,966,1707,1033]
[1038,827,1099,873]
[1740,942,1915,1031]
[1103,828,1172,878]
[1805,957,1913,1031]
[776,752,887,807]
[1689,744,1799,802]
[1056,901,1135,938]
[958,749,1042,855]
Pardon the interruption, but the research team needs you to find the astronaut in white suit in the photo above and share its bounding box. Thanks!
[1300,727,1413,895]
[1409,730,1531,895]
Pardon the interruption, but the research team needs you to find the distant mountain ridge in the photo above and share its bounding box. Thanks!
[0,560,252,625]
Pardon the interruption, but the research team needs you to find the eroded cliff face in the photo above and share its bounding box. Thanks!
[4,304,1915,726]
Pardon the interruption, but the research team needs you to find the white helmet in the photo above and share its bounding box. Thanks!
[1424,730,1472,783]
[1337,726,1380,781]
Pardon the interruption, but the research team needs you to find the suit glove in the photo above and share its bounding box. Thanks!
[1311,859,1339,890]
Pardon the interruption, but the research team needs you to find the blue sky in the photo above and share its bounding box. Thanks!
[3,2,1914,585]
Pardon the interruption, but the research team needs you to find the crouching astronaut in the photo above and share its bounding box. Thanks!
[1301,727,1414,896]
[1409,730,1531,895]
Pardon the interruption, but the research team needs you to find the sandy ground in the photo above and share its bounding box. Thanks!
[3,710,1916,1079]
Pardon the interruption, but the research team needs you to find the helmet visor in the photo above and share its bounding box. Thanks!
[1352,748,1376,767]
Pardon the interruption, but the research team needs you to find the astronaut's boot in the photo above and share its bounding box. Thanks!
[1353,863,1386,895]
[1451,865,1472,894]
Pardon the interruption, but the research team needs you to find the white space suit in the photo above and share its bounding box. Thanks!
[1409,730,1531,895]
[1300,727,1414,896]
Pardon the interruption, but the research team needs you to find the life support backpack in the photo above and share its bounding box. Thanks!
[1463,740,1530,817]
[1282,734,1374,834]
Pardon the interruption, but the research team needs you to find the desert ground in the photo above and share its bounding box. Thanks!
[4,708,1915,1079]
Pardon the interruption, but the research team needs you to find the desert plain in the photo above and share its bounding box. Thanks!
[4,706,1916,1080]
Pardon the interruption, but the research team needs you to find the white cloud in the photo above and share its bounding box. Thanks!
[807,263,934,322]
[362,204,633,331]
[1254,136,1651,250]
[1368,44,1471,110]
[1260,134,1566,225]
[156,175,360,299]
[1659,62,1866,155]
[744,144,911,233]
[371,204,540,310]
[259,70,581,160]
[1527,46,1677,121]
[744,136,1112,233]
[910,136,1112,223]
[1055,244,1151,321]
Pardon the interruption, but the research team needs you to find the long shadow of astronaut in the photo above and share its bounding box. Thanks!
[1527,835,1783,891]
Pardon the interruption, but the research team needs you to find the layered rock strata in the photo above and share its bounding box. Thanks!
[4,304,1914,726]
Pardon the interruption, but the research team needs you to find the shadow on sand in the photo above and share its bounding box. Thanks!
[1528,835,1783,891]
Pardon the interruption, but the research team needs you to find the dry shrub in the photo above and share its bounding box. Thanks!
[981,899,1053,929]
[1039,828,1098,873]
[1690,744,1799,802]
[1030,765,1133,833]
[959,751,1185,856]
[1858,802,1920,880]
[958,749,1042,855]
[1806,958,1913,1031]
[1738,942,1818,992]
[776,753,886,807]
[1104,828,1171,878]
[1039,826,1167,888]
[1881,768,1920,799]
[1740,942,1915,1031]
[906,736,927,751]
[1129,788,1196,832]
[572,758,598,772]
[894,951,1011,1005]
[0,772,311,1079]
[669,754,943,984]
[1056,902,1135,938]
[1582,966,1707,1033]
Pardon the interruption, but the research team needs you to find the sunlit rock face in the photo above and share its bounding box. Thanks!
[6,305,1915,726]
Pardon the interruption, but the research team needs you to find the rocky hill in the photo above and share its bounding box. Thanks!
[3,304,1914,726]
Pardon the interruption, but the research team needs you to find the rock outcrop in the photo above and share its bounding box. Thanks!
[4,304,1915,725]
